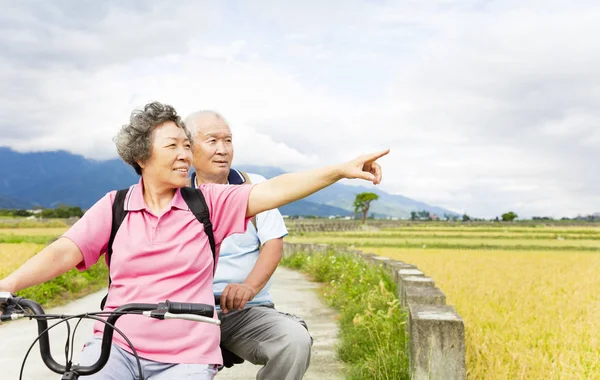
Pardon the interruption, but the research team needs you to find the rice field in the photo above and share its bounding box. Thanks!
[0,243,47,277]
[0,227,69,236]
[0,228,107,308]
[288,223,600,380]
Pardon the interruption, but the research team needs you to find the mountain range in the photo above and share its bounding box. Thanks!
[0,147,457,218]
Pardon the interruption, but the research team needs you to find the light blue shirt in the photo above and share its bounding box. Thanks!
[209,173,288,305]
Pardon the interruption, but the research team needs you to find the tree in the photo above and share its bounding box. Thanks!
[354,192,379,223]
[418,210,432,221]
[410,211,417,221]
[501,211,518,222]
[13,209,32,217]
[462,213,471,222]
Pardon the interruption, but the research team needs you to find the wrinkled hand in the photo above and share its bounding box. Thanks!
[220,283,257,314]
[339,149,389,185]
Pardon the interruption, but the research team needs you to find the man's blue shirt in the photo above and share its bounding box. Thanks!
[210,172,288,305]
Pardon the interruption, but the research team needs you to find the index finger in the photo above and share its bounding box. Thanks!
[364,149,390,163]
[220,287,230,312]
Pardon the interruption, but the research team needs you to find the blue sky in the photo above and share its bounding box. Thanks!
[1,0,599,218]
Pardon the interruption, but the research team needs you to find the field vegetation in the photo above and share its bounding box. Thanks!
[0,225,106,308]
[282,250,409,380]
[288,222,600,379]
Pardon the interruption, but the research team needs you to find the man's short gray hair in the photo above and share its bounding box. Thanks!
[114,101,192,175]
[183,110,229,138]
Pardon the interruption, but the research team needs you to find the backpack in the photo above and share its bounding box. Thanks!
[100,186,215,310]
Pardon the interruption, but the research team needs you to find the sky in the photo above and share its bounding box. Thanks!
[1,0,599,219]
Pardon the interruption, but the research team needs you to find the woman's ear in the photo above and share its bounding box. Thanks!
[137,160,145,170]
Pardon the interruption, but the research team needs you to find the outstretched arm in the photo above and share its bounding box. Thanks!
[246,149,389,218]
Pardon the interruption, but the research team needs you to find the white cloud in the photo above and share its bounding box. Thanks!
[0,1,599,218]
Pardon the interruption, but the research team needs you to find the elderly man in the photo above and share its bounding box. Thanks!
[184,111,312,380]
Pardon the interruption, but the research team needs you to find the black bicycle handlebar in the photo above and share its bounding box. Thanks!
[0,294,215,377]
[160,300,214,316]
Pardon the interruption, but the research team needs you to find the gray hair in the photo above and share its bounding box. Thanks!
[183,110,229,138]
[114,101,192,175]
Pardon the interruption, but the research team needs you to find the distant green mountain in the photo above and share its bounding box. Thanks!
[0,147,458,218]
[0,194,32,209]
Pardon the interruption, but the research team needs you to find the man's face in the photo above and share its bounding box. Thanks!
[192,119,234,183]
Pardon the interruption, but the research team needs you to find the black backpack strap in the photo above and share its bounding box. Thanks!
[180,187,216,273]
[100,188,130,310]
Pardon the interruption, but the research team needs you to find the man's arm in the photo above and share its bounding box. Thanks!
[246,150,387,218]
[220,238,283,314]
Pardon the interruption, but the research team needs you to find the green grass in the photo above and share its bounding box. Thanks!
[282,250,409,380]
[0,234,58,244]
[287,235,600,252]
[329,231,600,240]
[0,220,68,228]
[380,226,600,234]
[16,261,108,309]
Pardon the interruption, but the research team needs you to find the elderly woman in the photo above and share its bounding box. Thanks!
[0,102,387,379]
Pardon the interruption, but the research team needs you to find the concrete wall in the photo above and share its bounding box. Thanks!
[283,243,466,380]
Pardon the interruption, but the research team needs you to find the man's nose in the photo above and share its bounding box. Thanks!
[215,141,228,154]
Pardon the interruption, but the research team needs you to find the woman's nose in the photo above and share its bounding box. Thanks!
[178,147,192,161]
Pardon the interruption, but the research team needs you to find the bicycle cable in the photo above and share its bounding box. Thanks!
[19,312,145,380]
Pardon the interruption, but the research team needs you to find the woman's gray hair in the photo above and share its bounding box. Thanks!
[114,101,193,175]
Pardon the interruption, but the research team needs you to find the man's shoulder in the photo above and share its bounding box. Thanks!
[234,170,267,184]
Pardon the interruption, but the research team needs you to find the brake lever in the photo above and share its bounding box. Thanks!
[0,291,13,304]
[0,304,23,323]
[0,293,28,323]
[0,291,12,316]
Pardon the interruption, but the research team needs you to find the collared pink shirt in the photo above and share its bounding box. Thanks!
[62,178,253,364]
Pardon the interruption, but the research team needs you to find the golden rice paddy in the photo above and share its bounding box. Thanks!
[289,223,600,379]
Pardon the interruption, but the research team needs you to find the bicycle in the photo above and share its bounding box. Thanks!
[0,291,220,380]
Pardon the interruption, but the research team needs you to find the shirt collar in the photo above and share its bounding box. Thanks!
[126,177,189,212]
[192,172,229,189]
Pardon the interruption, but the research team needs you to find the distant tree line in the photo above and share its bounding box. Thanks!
[0,204,84,219]
[407,210,600,223]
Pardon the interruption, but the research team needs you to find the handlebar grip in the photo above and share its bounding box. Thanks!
[164,301,214,318]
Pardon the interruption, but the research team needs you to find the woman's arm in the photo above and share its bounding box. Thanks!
[0,237,84,293]
[246,149,388,218]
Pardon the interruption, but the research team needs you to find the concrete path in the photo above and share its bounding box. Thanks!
[0,267,345,379]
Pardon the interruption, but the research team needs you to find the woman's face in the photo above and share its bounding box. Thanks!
[140,121,192,188]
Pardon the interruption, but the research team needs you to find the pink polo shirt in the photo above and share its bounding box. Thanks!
[62,178,253,364]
